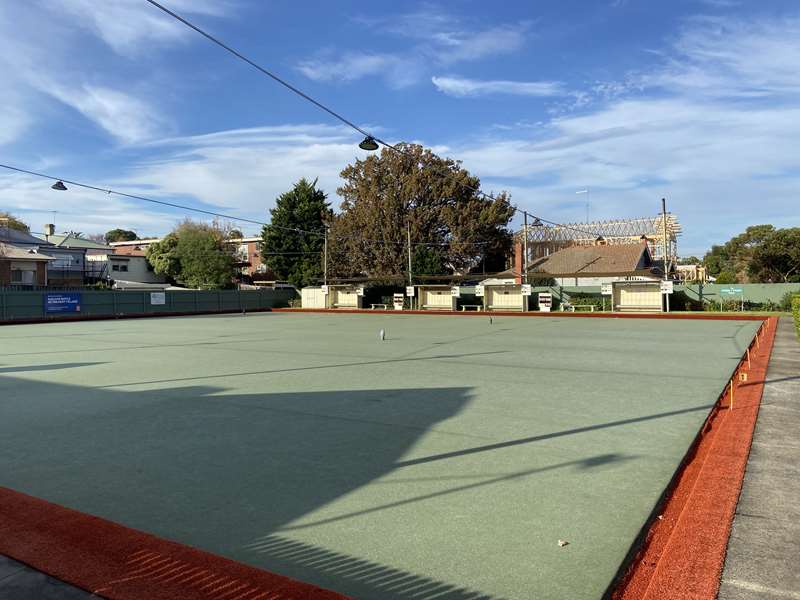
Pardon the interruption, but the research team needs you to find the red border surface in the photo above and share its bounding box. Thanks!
[612,316,776,600]
[0,487,349,600]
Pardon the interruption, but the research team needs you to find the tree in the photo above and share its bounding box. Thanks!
[748,228,800,282]
[703,225,775,282]
[228,229,243,239]
[329,143,514,279]
[105,228,138,243]
[0,211,30,233]
[146,220,236,289]
[411,246,446,277]
[261,178,331,288]
[715,271,737,284]
[678,256,701,265]
[146,234,180,281]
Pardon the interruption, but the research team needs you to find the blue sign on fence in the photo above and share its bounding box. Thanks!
[44,293,82,313]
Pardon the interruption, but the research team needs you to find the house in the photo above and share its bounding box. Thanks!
[528,240,664,287]
[91,242,167,285]
[0,224,84,286]
[0,243,54,286]
[36,229,114,281]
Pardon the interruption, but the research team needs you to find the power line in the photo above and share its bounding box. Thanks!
[0,163,267,227]
[0,163,489,248]
[141,0,606,240]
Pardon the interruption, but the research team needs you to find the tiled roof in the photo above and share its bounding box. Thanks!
[112,245,148,257]
[531,243,651,276]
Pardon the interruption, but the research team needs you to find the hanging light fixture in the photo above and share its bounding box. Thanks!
[51,181,68,191]
[358,136,379,151]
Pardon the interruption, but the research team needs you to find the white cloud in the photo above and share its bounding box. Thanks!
[0,171,174,237]
[297,8,529,87]
[51,0,234,57]
[39,83,167,144]
[297,53,423,89]
[432,76,564,97]
[446,14,800,255]
[116,124,376,229]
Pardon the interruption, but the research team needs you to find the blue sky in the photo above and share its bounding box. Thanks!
[0,0,798,255]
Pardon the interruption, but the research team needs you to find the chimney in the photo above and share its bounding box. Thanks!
[44,223,55,241]
[513,240,523,284]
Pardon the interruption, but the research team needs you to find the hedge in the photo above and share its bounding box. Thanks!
[792,294,800,339]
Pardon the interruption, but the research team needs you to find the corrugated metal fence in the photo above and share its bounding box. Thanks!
[0,288,297,322]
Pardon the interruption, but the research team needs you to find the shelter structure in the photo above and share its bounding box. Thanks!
[411,285,457,311]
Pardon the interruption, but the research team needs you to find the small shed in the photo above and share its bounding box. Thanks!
[413,285,457,311]
[481,283,531,312]
[301,287,327,309]
[612,281,663,313]
[326,285,364,309]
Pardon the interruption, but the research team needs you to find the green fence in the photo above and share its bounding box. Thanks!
[0,288,297,322]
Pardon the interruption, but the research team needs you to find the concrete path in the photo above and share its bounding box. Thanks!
[719,316,800,600]
[0,555,95,599]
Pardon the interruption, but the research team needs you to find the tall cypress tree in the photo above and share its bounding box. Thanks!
[261,179,331,288]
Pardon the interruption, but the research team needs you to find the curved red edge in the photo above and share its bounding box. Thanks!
[611,316,777,600]
[0,487,350,600]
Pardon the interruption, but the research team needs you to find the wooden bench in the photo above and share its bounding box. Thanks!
[422,304,452,311]
[370,303,388,310]
[459,304,483,311]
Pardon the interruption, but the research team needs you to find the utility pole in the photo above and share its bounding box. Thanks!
[662,197,670,313]
[323,226,328,286]
[523,211,529,284]
[407,221,413,286]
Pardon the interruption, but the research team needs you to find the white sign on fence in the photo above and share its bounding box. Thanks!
[521,284,532,296]
[150,292,166,305]
[538,292,553,312]
[475,285,485,297]
[660,281,674,294]
[451,286,461,298]
[357,287,365,296]
[406,286,415,297]
[601,283,613,296]
[321,285,329,295]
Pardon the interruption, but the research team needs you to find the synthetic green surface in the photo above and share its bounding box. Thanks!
[0,313,760,599]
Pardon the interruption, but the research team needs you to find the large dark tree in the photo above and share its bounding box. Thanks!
[261,178,331,288]
[105,228,138,243]
[328,143,514,279]
[703,225,799,283]
[748,227,800,282]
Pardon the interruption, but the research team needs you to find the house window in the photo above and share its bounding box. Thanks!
[112,264,120,271]
[11,270,22,282]
[120,265,128,272]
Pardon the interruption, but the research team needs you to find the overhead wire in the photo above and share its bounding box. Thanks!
[0,163,489,248]
[141,0,607,241]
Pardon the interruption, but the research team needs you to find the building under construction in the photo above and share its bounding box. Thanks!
[519,214,682,266]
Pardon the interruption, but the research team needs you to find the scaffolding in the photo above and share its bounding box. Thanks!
[520,215,681,263]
